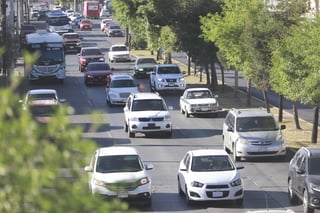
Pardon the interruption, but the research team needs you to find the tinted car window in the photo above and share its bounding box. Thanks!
[96,155,142,173]
[87,63,110,71]
[236,116,277,132]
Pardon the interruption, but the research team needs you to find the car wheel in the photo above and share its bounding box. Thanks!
[124,121,128,132]
[165,130,172,138]
[144,197,152,207]
[303,190,314,213]
[185,186,194,206]
[177,177,184,196]
[185,107,190,118]
[233,144,240,161]
[288,178,299,204]
[223,137,230,153]
[234,198,243,206]
[180,105,185,114]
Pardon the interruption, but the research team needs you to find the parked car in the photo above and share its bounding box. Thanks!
[123,92,172,138]
[78,47,105,72]
[106,75,139,106]
[79,19,92,31]
[222,108,286,161]
[149,64,186,93]
[179,88,222,118]
[177,149,244,205]
[84,62,113,86]
[62,32,82,53]
[288,147,320,213]
[19,89,66,124]
[100,18,113,31]
[133,57,157,79]
[84,146,153,206]
[105,24,123,37]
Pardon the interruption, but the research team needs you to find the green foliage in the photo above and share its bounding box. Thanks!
[270,17,320,106]
[0,86,133,212]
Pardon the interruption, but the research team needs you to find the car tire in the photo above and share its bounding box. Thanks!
[165,130,172,138]
[303,190,314,213]
[288,178,299,204]
[185,186,194,206]
[144,197,152,207]
[233,144,240,161]
[177,178,184,196]
[124,122,128,132]
[185,107,190,118]
[234,198,243,206]
[223,137,230,154]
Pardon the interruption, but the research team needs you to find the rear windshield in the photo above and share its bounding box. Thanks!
[82,49,102,55]
[87,63,110,71]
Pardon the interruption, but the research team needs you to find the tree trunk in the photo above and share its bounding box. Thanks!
[247,79,252,107]
[165,52,172,64]
[204,64,210,86]
[311,105,319,144]
[278,95,283,122]
[262,90,270,112]
[217,60,225,93]
[210,62,218,89]
[293,102,301,129]
[187,54,191,76]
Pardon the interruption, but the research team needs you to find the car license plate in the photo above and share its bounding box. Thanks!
[69,46,74,49]
[212,191,223,197]
[258,147,268,152]
[148,123,155,128]
[201,107,209,111]
[168,83,175,87]
[117,191,128,198]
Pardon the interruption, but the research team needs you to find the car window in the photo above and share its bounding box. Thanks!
[64,34,80,39]
[236,116,278,132]
[138,58,156,64]
[82,49,102,55]
[29,93,57,101]
[225,112,235,130]
[111,79,135,88]
[309,157,320,175]
[158,66,181,74]
[96,155,143,173]
[87,63,110,71]
[132,99,165,111]
[112,46,127,51]
[191,156,234,172]
[109,25,120,29]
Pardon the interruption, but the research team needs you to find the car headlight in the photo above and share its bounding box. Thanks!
[309,183,320,192]
[138,177,150,186]
[129,116,139,122]
[164,114,171,121]
[138,68,144,71]
[93,178,105,187]
[191,181,204,188]
[230,178,242,187]
[86,74,94,78]
[237,137,250,144]
[179,77,185,82]
[99,57,105,62]
[156,78,165,82]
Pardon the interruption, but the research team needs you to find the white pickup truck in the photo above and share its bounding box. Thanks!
[108,44,131,63]
[149,64,186,92]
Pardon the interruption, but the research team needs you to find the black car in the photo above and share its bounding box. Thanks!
[288,147,320,213]
[133,57,157,79]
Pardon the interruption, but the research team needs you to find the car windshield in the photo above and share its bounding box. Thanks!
[132,99,165,111]
[309,158,320,175]
[187,90,212,99]
[111,79,136,88]
[87,63,110,71]
[82,49,102,55]
[109,25,120,29]
[236,116,278,132]
[158,66,181,74]
[96,155,143,173]
[111,46,127,51]
[191,155,234,172]
[64,34,80,39]
[138,58,156,64]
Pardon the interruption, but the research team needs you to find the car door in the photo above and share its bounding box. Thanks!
[178,153,191,193]
[223,113,235,151]
[295,152,307,196]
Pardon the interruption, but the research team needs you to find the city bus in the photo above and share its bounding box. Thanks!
[46,10,73,34]
[25,32,66,84]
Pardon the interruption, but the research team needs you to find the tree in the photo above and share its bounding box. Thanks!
[270,17,320,144]
[200,0,283,110]
[0,82,134,212]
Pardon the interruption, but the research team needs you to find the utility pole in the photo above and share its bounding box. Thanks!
[1,0,7,76]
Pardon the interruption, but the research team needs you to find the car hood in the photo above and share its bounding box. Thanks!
[108,87,139,93]
[158,73,184,78]
[94,171,148,183]
[238,131,281,141]
[136,63,156,68]
[185,98,218,105]
[128,110,170,118]
[190,170,240,184]
[86,70,112,75]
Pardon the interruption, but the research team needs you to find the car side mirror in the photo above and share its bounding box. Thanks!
[84,166,93,172]
[144,163,153,170]
[280,124,286,130]
[168,106,173,110]
[179,164,187,171]
[235,163,244,170]
[296,168,305,174]
[59,98,66,103]
[182,71,186,75]
[227,126,233,132]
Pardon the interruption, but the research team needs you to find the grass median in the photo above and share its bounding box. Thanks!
[131,49,320,150]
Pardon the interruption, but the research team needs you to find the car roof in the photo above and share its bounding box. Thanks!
[28,89,57,95]
[81,46,100,50]
[111,44,126,47]
[230,108,273,118]
[301,147,320,158]
[110,74,134,80]
[131,92,162,100]
[190,149,229,157]
[185,88,211,92]
[97,146,138,157]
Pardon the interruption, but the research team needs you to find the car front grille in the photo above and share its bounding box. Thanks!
[139,117,164,122]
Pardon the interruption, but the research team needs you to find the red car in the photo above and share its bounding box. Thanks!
[84,62,113,85]
[80,19,92,31]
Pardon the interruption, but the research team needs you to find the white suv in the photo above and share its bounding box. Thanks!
[123,92,172,138]
[84,146,153,206]
[222,108,286,161]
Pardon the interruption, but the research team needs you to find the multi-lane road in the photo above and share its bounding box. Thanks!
[25,19,312,213]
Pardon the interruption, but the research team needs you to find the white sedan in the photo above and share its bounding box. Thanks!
[179,87,222,117]
[177,149,244,205]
